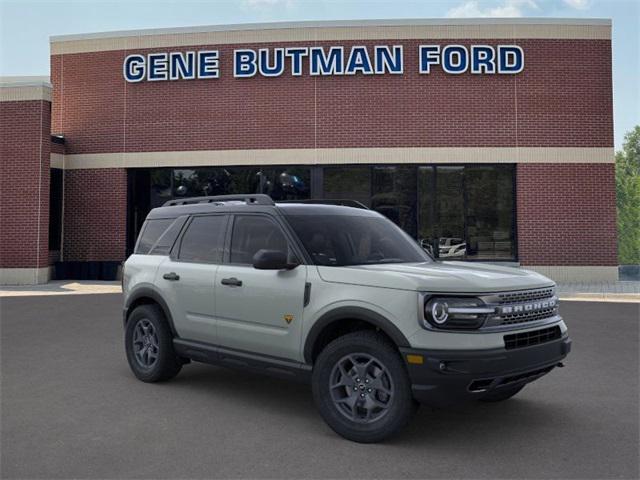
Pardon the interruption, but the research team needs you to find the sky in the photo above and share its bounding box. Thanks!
[0,0,638,149]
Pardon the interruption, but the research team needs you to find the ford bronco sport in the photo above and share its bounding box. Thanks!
[122,194,571,443]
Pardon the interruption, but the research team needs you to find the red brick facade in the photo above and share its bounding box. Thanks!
[0,99,50,269]
[62,168,127,261]
[1,22,617,282]
[517,163,618,266]
[51,39,612,153]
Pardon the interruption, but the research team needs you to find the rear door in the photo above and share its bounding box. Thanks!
[214,214,307,361]
[157,214,228,345]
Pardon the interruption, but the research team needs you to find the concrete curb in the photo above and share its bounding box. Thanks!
[558,294,640,303]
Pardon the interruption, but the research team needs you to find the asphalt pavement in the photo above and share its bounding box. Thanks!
[1,294,638,479]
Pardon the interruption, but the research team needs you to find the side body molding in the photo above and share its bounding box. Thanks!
[303,306,411,364]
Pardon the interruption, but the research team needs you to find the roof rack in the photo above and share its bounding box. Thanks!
[276,199,369,209]
[163,194,275,207]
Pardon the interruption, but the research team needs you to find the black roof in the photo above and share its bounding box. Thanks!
[146,195,378,220]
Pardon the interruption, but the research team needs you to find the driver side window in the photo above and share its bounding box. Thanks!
[230,215,289,265]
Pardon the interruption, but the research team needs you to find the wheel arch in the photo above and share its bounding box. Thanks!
[303,306,410,364]
[124,287,178,337]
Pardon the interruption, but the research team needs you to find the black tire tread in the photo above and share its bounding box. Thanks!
[125,304,182,383]
[312,330,415,443]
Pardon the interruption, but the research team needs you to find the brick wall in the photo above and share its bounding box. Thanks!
[517,163,617,266]
[0,100,50,269]
[51,140,65,154]
[62,168,127,261]
[48,34,614,268]
[51,39,612,154]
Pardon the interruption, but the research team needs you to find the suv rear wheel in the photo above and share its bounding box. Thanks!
[125,304,182,382]
[312,331,416,443]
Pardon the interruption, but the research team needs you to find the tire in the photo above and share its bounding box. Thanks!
[312,330,416,443]
[125,304,182,383]
[479,384,524,402]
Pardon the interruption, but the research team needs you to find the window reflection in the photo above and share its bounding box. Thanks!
[417,164,515,260]
[169,167,309,202]
[371,166,417,238]
[465,166,514,260]
[323,166,371,207]
[138,163,516,261]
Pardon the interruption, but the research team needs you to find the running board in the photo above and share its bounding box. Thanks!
[173,338,312,383]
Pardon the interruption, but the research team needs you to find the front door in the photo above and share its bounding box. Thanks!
[215,214,307,361]
[157,214,228,345]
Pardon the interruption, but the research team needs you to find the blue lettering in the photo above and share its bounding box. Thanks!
[197,51,219,79]
[169,52,196,80]
[147,53,168,81]
[123,54,145,82]
[309,47,344,75]
[285,47,308,76]
[442,45,468,74]
[471,46,496,74]
[258,48,285,77]
[374,45,403,74]
[498,45,524,74]
[419,45,440,74]
[234,49,257,77]
[345,46,373,75]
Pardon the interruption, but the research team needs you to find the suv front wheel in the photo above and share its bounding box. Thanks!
[125,304,182,382]
[312,331,416,443]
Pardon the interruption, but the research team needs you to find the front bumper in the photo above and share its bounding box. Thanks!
[400,334,571,407]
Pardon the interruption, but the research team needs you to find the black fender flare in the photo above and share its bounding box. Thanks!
[123,286,178,337]
[303,306,410,364]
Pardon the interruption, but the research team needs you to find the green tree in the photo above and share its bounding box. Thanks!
[616,126,640,264]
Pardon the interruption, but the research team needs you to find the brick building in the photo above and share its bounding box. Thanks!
[0,18,617,284]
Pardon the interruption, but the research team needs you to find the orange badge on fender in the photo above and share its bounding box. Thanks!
[283,314,294,324]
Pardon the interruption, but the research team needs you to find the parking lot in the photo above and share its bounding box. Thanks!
[1,294,638,479]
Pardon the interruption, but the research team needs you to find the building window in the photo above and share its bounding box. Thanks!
[128,163,516,261]
[371,166,417,239]
[48,168,63,251]
[417,164,516,260]
[170,167,310,202]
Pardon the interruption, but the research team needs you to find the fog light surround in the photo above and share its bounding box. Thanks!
[424,296,495,330]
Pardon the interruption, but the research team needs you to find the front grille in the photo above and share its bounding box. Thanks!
[504,326,561,350]
[498,287,555,304]
[488,287,558,327]
[500,306,558,325]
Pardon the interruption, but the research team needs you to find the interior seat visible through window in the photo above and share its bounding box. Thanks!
[230,216,288,264]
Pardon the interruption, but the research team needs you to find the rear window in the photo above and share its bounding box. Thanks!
[135,218,173,254]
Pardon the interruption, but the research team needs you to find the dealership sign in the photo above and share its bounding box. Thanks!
[123,44,524,82]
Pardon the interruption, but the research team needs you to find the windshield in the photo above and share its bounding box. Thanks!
[285,214,432,266]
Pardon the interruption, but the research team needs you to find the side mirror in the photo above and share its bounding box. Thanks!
[252,249,298,270]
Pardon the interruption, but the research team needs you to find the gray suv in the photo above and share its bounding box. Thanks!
[123,194,571,443]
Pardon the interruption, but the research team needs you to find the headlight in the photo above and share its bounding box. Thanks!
[423,297,495,330]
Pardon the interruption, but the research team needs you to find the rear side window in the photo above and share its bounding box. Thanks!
[230,215,288,264]
[178,215,227,263]
[135,218,173,254]
[149,216,187,255]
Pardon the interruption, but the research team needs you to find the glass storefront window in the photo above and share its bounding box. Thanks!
[371,166,417,238]
[417,164,515,260]
[323,166,371,206]
[168,166,310,202]
[465,165,515,260]
[130,163,516,261]
[434,166,466,259]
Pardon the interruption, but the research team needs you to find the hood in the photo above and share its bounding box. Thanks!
[316,261,554,293]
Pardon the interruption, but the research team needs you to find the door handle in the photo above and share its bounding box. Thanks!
[163,272,180,281]
[221,277,242,287]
